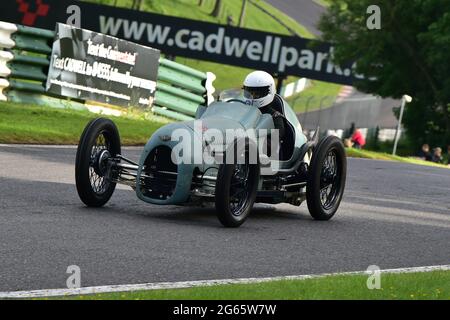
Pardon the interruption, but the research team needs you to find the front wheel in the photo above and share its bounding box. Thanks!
[215,140,260,227]
[306,135,346,220]
[75,118,121,207]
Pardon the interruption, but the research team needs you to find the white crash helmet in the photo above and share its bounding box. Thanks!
[243,71,276,108]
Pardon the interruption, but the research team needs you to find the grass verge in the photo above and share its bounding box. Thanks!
[1,102,449,171]
[0,102,163,145]
[5,102,447,172]
[53,270,449,300]
[346,148,450,169]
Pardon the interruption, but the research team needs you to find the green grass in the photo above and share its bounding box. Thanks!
[313,0,333,7]
[346,148,450,169]
[95,0,313,37]
[0,102,163,145]
[2,102,447,171]
[287,80,342,113]
[53,271,450,300]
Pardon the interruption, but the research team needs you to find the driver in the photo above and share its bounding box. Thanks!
[243,71,286,139]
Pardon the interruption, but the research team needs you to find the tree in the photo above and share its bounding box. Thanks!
[318,0,450,149]
[211,0,223,18]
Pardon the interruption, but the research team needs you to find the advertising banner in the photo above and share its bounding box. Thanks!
[2,0,359,85]
[46,23,160,108]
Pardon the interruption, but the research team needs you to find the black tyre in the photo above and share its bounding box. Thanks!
[75,118,121,207]
[215,140,260,227]
[306,135,346,220]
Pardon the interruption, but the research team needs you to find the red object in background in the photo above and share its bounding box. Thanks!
[351,130,366,147]
[17,0,50,26]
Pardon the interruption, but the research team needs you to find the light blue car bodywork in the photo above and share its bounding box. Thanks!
[136,98,308,205]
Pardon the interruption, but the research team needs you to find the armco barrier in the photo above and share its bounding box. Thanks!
[0,21,87,110]
[0,21,216,120]
[155,58,216,119]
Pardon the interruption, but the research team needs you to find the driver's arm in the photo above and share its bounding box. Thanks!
[272,111,286,139]
[260,105,286,139]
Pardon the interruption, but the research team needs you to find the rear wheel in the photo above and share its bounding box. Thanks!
[215,141,259,227]
[306,136,346,220]
[75,118,121,207]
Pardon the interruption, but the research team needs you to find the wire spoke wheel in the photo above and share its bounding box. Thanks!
[229,164,251,216]
[75,118,121,207]
[306,136,347,220]
[215,140,260,228]
[88,133,110,195]
[319,150,340,210]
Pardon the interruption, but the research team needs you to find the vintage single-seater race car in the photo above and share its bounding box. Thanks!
[75,93,347,227]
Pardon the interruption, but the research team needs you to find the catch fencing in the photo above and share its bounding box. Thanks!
[294,93,400,143]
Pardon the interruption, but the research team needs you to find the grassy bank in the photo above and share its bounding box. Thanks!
[346,148,449,169]
[54,270,449,300]
[0,102,163,145]
[313,0,332,7]
[287,80,342,113]
[93,0,313,38]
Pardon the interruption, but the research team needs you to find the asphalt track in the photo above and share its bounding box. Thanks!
[0,145,449,292]
[265,0,325,36]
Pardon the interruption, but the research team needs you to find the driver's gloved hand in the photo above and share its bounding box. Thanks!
[272,112,286,140]
[273,111,283,117]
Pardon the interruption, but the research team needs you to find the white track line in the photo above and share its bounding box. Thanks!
[0,144,77,148]
[1,265,449,299]
[0,144,143,150]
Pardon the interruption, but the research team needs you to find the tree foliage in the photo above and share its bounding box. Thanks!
[318,0,450,148]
